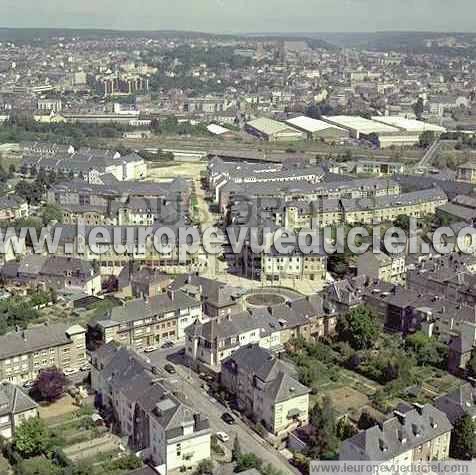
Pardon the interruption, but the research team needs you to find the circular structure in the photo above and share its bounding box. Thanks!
[243,287,302,309]
[245,293,286,307]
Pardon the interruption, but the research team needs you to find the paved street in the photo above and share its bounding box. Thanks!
[142,347,299,474]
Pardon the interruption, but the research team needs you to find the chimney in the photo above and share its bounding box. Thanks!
[413,403,424,415]
[167,288,175,301]
[412,423,421,436]
[394,410,406,425]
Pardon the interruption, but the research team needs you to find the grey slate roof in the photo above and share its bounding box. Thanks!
[172,273,246,308]
[94,342,210,443]
[94,290,200,327]
[0,195,26,211]
[0,382,38,417]
[434,383,476,424]
[0,323,85,360]
[340,403,452,461]
[222,345,309,403]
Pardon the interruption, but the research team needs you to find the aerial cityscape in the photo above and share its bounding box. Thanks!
[1,3,476,475]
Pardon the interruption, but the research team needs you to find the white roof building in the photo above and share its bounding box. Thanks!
[246,117,305,142]
[322,115,401,137]
[207,123,233,136]
[286,116,348,134]
[371,116,446,134]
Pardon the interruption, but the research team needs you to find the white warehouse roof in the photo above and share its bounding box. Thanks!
[207,123,232,135]
[286,116,347,133]
[247,117,304,137]
[371,116,447,134]
[322,115,401,135]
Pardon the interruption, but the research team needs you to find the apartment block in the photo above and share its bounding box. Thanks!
[357,251,407,284]
[340,403,452,463]
[0,323,87,384]
[185,293,337,371]
[89,289,203,350]
[91,343,211,473]
[221,345,309,439]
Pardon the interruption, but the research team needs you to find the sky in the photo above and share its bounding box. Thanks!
[1,0,475,33]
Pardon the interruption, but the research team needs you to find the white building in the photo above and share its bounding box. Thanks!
[91,343,211,473]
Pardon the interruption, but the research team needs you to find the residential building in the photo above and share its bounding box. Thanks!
[282,188,447,230]
[0,382,39,439]
[130,268,174,298]
[434,383,476,424]
[0,196,29,221]
[258,248,327,285]
[89,289,202,350]
[1,255,101,295]
[91,343,211,472]
[0,323,87,384]
[22,149,147,183]
[456,161,476,184]
[172,273,246,318]
[221,345,309,439]
[185,293,337,371]
[340,403,452,463]
[357,251,407,284]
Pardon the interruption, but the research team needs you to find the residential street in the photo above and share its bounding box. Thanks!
[143,347,299,474]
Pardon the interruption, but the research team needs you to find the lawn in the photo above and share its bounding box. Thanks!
[322,386,370,418]
[38,394,78,422]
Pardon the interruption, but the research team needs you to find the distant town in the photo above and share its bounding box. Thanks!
[0,28,476,475]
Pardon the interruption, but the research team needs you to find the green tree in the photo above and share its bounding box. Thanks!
[419,130,436,148]
[261,465,286,475]
[337,305,379,350]
[357,410,378,430]
[16,457,61,475]
[14,418,51,458]
[193,459,214,475]
[450,414,476,460]
[308,396,339,459]
[395,214,410,231]
[336,417,357,441]
[467,349,476,378]
[232,435,242,462]
[41,203,64,225]
[413,97,425,120]
[109,454,142,470]
[234,453,263,472]
[405,332,445,367]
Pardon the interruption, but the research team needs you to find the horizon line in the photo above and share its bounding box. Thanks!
[0,26,476,35]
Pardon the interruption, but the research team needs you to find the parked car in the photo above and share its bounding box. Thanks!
[215,431,230,443]
[144,346,157,353]
[164,363,176,374]
[221,412,235,425]
[161,341,174,349]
